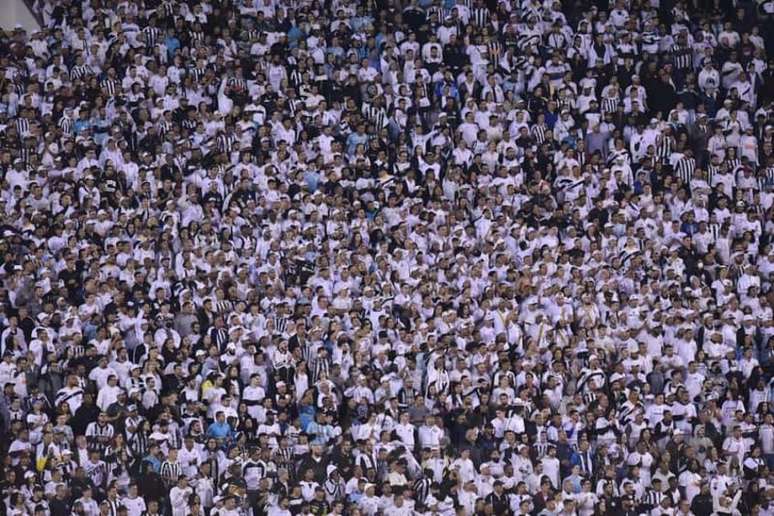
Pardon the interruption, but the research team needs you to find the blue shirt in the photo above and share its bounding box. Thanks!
[165,36,180,59]
[299,404,316,432]
[288,26,305,46]
[304,170,321,192]
[346,132,368,156]
[306,421,335,446]
[207,421,231,439]
[143,454,161,473]
[73,119,91,135]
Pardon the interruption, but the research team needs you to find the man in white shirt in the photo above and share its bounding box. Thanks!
[418,416,444,449]
[722,426,749,465]
[120,483,147,516]
[169,476,193,516]
[394,412,415,449]
[96,375,122,412]
[88,357,118,390]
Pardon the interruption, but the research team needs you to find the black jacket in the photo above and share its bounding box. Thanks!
[691,493,714,516]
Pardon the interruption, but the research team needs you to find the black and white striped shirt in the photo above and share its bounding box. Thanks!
[158,120,172,137]
[58,116,74,135]
[531,124,547,145]
[708,223,721,242]
[759,166,774,191]
[656,137,674,165]
[19,146,35,165]
[487,41,501,68]
[216,133,238,154]
[534,441,551,458]
[105,497,120,516]
[414,477,432,508]
[362,104,388,130]
[311,356,330,384]
[207,453,222,488]
[472,7,489,27]
[101,79,120,97]
[582,391,598,405]
[215,299,233,315]
[189,66,207,83]
[178,118,196,136]
[706,163,721,186]
[601,97,619,114]
[288,98,304,117]
[159,0,175,17]
[210,327,229,351]
[243,29,259,41]
[85,422,114,453]
[643,489,665,508]
[70,64,94,80]
[160,459,183,487]
[426,6,445,25]
[726,158,742,173]
[298,342,314,365]
[142,27,163,48]
[227,76,247,92]
[273,446,293,473]
[189,30,205,46]
[289,69,304,89]
[356,451,377,471]
[128,428,149,458]
[675,156,696,186]
[671,44,692,70]
[272,315,288,334]
[15,117,30,136]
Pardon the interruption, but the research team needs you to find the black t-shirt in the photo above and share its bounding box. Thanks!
[49,498,69,516]
[58,267,82,299]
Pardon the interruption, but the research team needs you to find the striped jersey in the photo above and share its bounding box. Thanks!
[472,7,489,27]
[672,44,692,70]
[160,459,183,486]
[675,156,696,186]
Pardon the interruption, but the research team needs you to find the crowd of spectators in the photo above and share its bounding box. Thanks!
[1,0,774,514]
